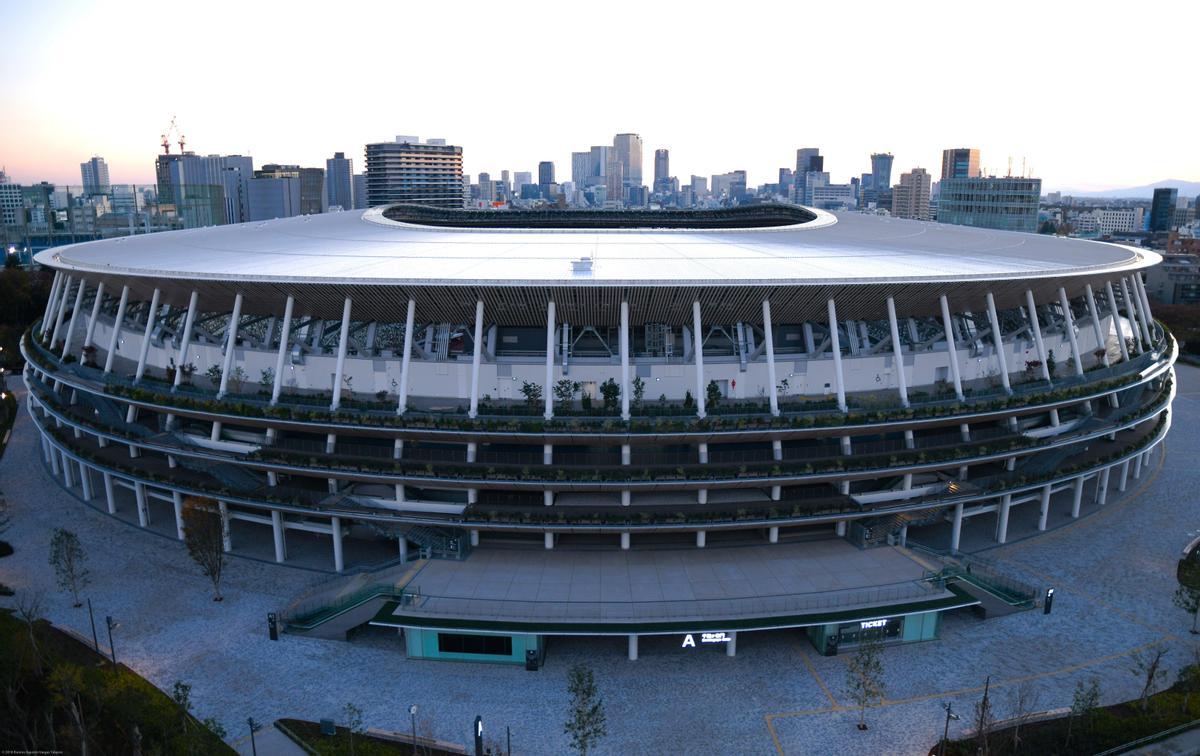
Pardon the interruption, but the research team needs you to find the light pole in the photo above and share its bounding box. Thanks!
[474,715,483,756]
[87,598,99,653]
[409,704,418,755]
[247,717,261,756]
[104,615,118,668]
[938,701,960,756]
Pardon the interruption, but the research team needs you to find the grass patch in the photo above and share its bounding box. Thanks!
[279,717,466,755]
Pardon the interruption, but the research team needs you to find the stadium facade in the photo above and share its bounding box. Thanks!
[22,204,1175,663]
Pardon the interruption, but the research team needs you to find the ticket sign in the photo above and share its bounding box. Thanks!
[860,619,888,630]
[682,632,731,647]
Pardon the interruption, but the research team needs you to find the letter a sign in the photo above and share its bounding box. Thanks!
[682,634,696,648]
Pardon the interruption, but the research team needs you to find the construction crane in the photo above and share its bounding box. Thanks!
[160,116,186,155]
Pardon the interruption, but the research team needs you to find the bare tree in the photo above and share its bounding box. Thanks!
[181,498,227,601]
[1007,679,1039,750]
[1066,676,1100,748]
[48,528,89,607]
[846,633,886,730]
[1174,585,1200,634]
[16,591,45,674]
[564,664,607,756]
[341,702,364,756]
[972,676,995,755]
[1131,646,1170,713]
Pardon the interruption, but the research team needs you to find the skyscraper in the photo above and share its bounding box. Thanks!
[936,175,1041,232]
[538,161,555,189]
[80,156,110,196]
[364,136,464,208]
[940,148,981,180]
[612,133,643,194]
[325,152,354,210]
[588,146,610,182]
[571,152,592,188]
[653,149,669,188]
[298,167,327,215]
[155,152,250,228]
[352,173,368,209]
[794,148,823,204]
[870,153,894,190]
[1149,187,1179,232]
[891,167,932,221]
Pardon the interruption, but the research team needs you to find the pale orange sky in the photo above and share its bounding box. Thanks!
[1,0,1196,192]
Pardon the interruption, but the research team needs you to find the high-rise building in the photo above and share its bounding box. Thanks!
[538,161,555,197]
[571,152,591,188]
[605,156,624,207]
[155,152,249,228]
[613,133,643,193]
[80,156,110,196]
[794,148,823,204]
[690,175,708,199]
[891,167,932,221]
[298,167,327,215]
[364,136,464,208]
[588,146,610,183]
[940,148,981,180]
[936,175,1041,232]
[352,174,368,209]
[325,152,354,211]
[246,175,301,221]
[870,152,894,210]
[653,149,669,188]
[1150,187,1179,232]
[710,170,747,201]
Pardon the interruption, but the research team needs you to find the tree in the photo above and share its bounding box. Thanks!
[1175,585,1200,634]
[48,528,89,607]
[553,379,580,405]
[181,498,227,601]
[564,664,606,755]
[1177,646,1200,714]
[705,380,722,409]
[683,390,694,410]
[631,376,645,408]
[204,364,222,385]
[599,378,620,412]
[1131,645,1169,713]
[1007,679,1039,751]
[972,676,995,755]
[1066,676,1099,747]
[171,681,193,736]
[47,663,88,756]
[520,381,543,409]
[342,702,364,756]
[0,493,10,534]
[1047,349,1058,380]
[845,633,885,730]
[259,368,274,392]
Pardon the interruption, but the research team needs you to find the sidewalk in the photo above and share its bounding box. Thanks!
[230,724,310,756]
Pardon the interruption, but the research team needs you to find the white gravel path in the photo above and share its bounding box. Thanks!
[1,365,1196,755]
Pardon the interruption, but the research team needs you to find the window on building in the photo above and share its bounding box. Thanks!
[437,632,513,656]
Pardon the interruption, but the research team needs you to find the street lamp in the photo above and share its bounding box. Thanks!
[937,701,960,756]
[104,615,119,668]
[247,717,261,756]
[409,704,418,755]
[474,715,483,756]
[86,598,99,653]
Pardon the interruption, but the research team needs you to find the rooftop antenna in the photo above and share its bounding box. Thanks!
[1021,157,1027,178]
[1007,156,1013,177]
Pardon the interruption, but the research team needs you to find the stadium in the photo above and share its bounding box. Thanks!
[20,203,1176,664]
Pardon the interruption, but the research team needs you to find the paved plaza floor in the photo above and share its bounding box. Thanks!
[2,365,1198,754]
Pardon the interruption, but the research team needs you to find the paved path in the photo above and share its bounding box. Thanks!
[230,724,309,756]
[1,365,1197,755]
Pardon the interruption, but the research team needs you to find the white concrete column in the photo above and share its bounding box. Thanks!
[469,529,480,547]
[725,631,737,657]
[172,491,185,539]
[939,294,965,400]
[271,510,286,563]
[396,298,416,414]
[81,280,106,358]
[1037,484,1051,531]
[996,494,1012,544]
[1057,287,1084,377]
[543,300,556,420]
[331,516,344,573]
[79,463,92,501]
[621,490,631,506]
[544,532,554,550]
[885,296,909,407]
[1097,467,1110,505]
[1120,278,1144,353]
[133,288,162,382]
[692,300,706,418]
[270,295,295,405]
[103,472,115,514]
[950,503,964,552]
[627,634,638,661]
[61,280,88,358]
[172,291,200,388]
[696,530,706,548]
[1070,477,1084,518]
[468,299,484,418]
[134,482,148,527]
[1133,274,1155,343]
[217,291,244,400]
[397,535,409,562]
[51,276,74,347]
[984,292,1012,394]
[40,271,63,338]
[899,525,909,548]
[620,299,631,420]
[1025,290,1051,382]
[218,501,232,552]
[1133,452,1142,479]
[328,296,352,410]
[620,532,630,550]
[768,526,779,543]
[1084,284,1110,368]
[828,298,847,412]
[103,285,131,374]
[763,299,780,416]
[61,451,75,487]
[48,444,60,475]
[1106,281,1131,362]
[1118,460,1129,492]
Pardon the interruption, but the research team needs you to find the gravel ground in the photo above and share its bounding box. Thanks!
[1,365,1196,755]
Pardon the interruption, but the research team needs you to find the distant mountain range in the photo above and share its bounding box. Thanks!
[1051,179,1200,199]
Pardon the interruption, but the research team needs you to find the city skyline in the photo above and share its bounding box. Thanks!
[2,1,1196,193]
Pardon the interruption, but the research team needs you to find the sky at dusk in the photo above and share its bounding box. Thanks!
[1,0,1196,193]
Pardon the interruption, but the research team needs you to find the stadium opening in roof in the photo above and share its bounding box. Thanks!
[22,203,1175,664]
